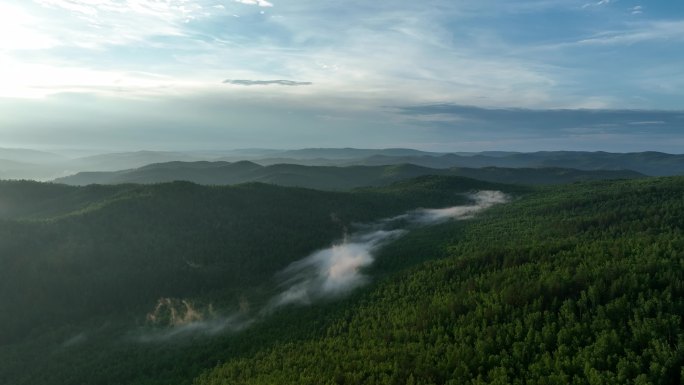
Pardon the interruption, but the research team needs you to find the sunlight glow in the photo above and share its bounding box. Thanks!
[0,4,57,50]
[0,55,199,99]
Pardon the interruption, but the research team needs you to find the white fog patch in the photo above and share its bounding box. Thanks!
[136,314,254,343]
[407,190,509,224]
[268,190,509,311]
[61,332,88,348]
[139,190,509,340]
[270,229,406,308]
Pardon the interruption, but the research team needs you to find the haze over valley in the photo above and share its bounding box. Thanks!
[1,0,683,384]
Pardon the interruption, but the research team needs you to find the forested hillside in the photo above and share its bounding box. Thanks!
[0,176,682,385]
[54,161,643,188]
[196,177,684,385]
[345,151,684,176]
[0,176,505,343]
[0,176,513,384]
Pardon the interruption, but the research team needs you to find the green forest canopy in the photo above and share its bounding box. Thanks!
[0,176,681,384]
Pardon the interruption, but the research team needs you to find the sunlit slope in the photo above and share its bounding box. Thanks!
[195,176,684,385]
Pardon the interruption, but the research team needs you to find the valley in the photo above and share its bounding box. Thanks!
[0,172,681,384]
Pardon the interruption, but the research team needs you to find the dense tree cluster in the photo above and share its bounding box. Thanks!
[196,177,684,385]
[0,178,493,344]
[0,176,681,385]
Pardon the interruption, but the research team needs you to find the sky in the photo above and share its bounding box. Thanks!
[0,0,682,153]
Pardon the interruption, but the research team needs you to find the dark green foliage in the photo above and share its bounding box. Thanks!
[0,180,133,220]
[0,176,682,385]
[0,176,497,385]
[195,177,684,385]
[0,178,491,344]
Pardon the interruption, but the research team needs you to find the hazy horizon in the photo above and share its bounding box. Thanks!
[3,146,684,161]
[1,1,683,153]
[2,2,683,382]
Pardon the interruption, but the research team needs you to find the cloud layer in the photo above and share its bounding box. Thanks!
[223,79,312,86]
[1,0,683,151]
[235,0,273,7]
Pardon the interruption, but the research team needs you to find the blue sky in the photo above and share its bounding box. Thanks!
[0,0,682,152]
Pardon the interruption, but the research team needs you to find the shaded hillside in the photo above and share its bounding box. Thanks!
[450,166,642,185]
[54,161,643,188]
[0,176,506,345]
[0,180,134,220]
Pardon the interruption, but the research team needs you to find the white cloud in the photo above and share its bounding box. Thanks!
[270,191,508,309]
[0,3,58,49]
[234,0,273,7]
[582,0,612,9]
[575,20,684,45]
[0,0,678,110]
[30,0,211,48]
[627,121,665,125]
[630,5,643,15]
[0,54,203,99]
[0,0,221,98]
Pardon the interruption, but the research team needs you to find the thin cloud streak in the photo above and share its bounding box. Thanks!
[234,0,274,7]
[30,0,209,48]
[574,20,684,46]
[223,79,312,86]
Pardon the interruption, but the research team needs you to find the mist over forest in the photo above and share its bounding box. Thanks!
[2,0,684,384]
[1,147,682,384]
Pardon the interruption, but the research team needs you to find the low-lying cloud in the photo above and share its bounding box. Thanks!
[391,190,509,225]
[269,229,406,308]
[223,79,313,86]
[139,191,508,341]
[268,190,508,310]
[136,314,254,342]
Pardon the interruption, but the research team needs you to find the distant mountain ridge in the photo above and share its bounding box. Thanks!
[54,161,644,189]
[342,151,684,176]
[72,150,204,171]
[3,148,684,181]
[2,174,683,385]
[0,147,68,164]
[255,148,440,159]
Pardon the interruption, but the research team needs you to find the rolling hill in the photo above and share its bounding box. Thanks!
[0,176,682,384]
[197,176,684,385]
[54,161,644,188]
[346,151,684,176]
[2,148,682,181]
[0,148,67,164]
[71,150,204,171]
